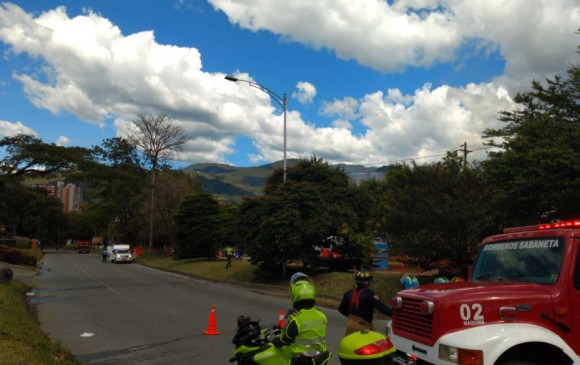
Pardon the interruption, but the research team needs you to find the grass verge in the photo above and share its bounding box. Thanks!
[136,255,412,308]
[0,280,79,365]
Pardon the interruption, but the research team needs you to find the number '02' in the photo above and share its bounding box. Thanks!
[460,303,484,321]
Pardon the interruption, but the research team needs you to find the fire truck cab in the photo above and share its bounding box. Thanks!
[388,219,580,365]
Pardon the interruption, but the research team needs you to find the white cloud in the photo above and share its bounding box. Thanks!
[320,97,359,121]
[55,135,70,146]
[332,119,352,130]
[449,0,580,93]
[0,2,577,167]
[209,0,579,93]
[207,0,579,164]
[209,0,462,71]
[0,120,37,137]
[292,81,316,104]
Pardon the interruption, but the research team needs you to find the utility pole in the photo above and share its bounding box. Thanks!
[458,142,472,167]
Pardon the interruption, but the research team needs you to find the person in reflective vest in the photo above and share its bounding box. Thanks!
[338,270,392,335]
[272,272,331,365]
[225,246,233,269]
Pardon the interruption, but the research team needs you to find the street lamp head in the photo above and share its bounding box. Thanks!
[223,74,287,183]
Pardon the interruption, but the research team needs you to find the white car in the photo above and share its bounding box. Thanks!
[110,249,133,263]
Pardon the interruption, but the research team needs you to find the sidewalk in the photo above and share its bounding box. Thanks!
[0,261,38,286]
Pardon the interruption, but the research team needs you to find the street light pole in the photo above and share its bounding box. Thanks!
[225,75,287,183]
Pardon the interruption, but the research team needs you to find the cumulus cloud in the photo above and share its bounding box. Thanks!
[0,1,577,166]
[0,120,37,137]
[209,0,462,72]
[55,135,70,146]
[209,0,579,94]
[292,81,316,104]
[320,97,359,121]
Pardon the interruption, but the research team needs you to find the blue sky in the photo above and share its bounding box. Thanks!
[0,1,578,168]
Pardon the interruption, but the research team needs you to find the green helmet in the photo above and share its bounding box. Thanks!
[289,272,316,306]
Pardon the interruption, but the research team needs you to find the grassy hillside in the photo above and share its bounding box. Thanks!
[183,160,290,202]
[183,160,389,203]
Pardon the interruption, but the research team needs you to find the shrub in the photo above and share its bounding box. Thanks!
[15,236,31,248]
[0,245,37,266]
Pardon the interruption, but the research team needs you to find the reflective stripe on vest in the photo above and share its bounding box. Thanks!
[288,308,328,354]
[294,337,327,346]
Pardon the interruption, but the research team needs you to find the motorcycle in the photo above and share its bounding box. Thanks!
[229,310,396,365]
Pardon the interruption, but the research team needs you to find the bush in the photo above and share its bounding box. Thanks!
[0,245,37,266]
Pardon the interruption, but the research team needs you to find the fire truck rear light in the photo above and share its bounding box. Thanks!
[392,296,403,309]
[440,345,483,365]
[419,300,434,315]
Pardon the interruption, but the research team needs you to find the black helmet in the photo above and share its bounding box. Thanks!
[354,270,373,285]
[232,316,262,347]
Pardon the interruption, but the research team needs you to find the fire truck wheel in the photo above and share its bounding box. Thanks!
[497,361,538,365]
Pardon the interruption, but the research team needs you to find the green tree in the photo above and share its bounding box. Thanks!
[63,211,97,246]
[482,62,580,225]
[239,156,368,277]
[173,193,220,258]
[79,137,149,244]
[0,134,90,187]
[148,171,197,249]
[381,153,491,276]
[0,185,66,245]
[0,134,90,241]
[357,179,389,238]
[214,203,240,249]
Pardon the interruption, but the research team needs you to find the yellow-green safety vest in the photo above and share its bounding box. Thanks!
[288,308,328,354]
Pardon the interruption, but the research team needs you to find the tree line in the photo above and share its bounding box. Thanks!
[0,61,578,278]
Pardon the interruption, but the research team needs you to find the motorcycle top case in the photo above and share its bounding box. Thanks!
[338,330,396,365]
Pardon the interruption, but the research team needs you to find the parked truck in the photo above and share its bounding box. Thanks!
[76,241,91,254]
[388,219,580,365]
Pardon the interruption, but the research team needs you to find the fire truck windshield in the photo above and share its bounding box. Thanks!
[471,238,564,284]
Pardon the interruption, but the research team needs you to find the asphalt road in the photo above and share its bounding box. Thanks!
[10,250,390,364]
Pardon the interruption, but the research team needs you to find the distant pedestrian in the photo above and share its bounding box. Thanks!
[101,248,109,263]
[225,246,234,269]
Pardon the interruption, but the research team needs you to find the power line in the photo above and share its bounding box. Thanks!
[359,144,497,167]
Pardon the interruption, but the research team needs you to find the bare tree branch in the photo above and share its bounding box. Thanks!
[127,113,186,170]
[126,113,186,249]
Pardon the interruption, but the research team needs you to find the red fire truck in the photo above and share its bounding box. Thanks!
[388,219,580,365]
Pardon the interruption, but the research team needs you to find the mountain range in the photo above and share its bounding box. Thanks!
[182,159,388,203]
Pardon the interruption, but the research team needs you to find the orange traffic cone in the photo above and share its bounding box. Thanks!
[278,310,285,329]
[203,304,221,335]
